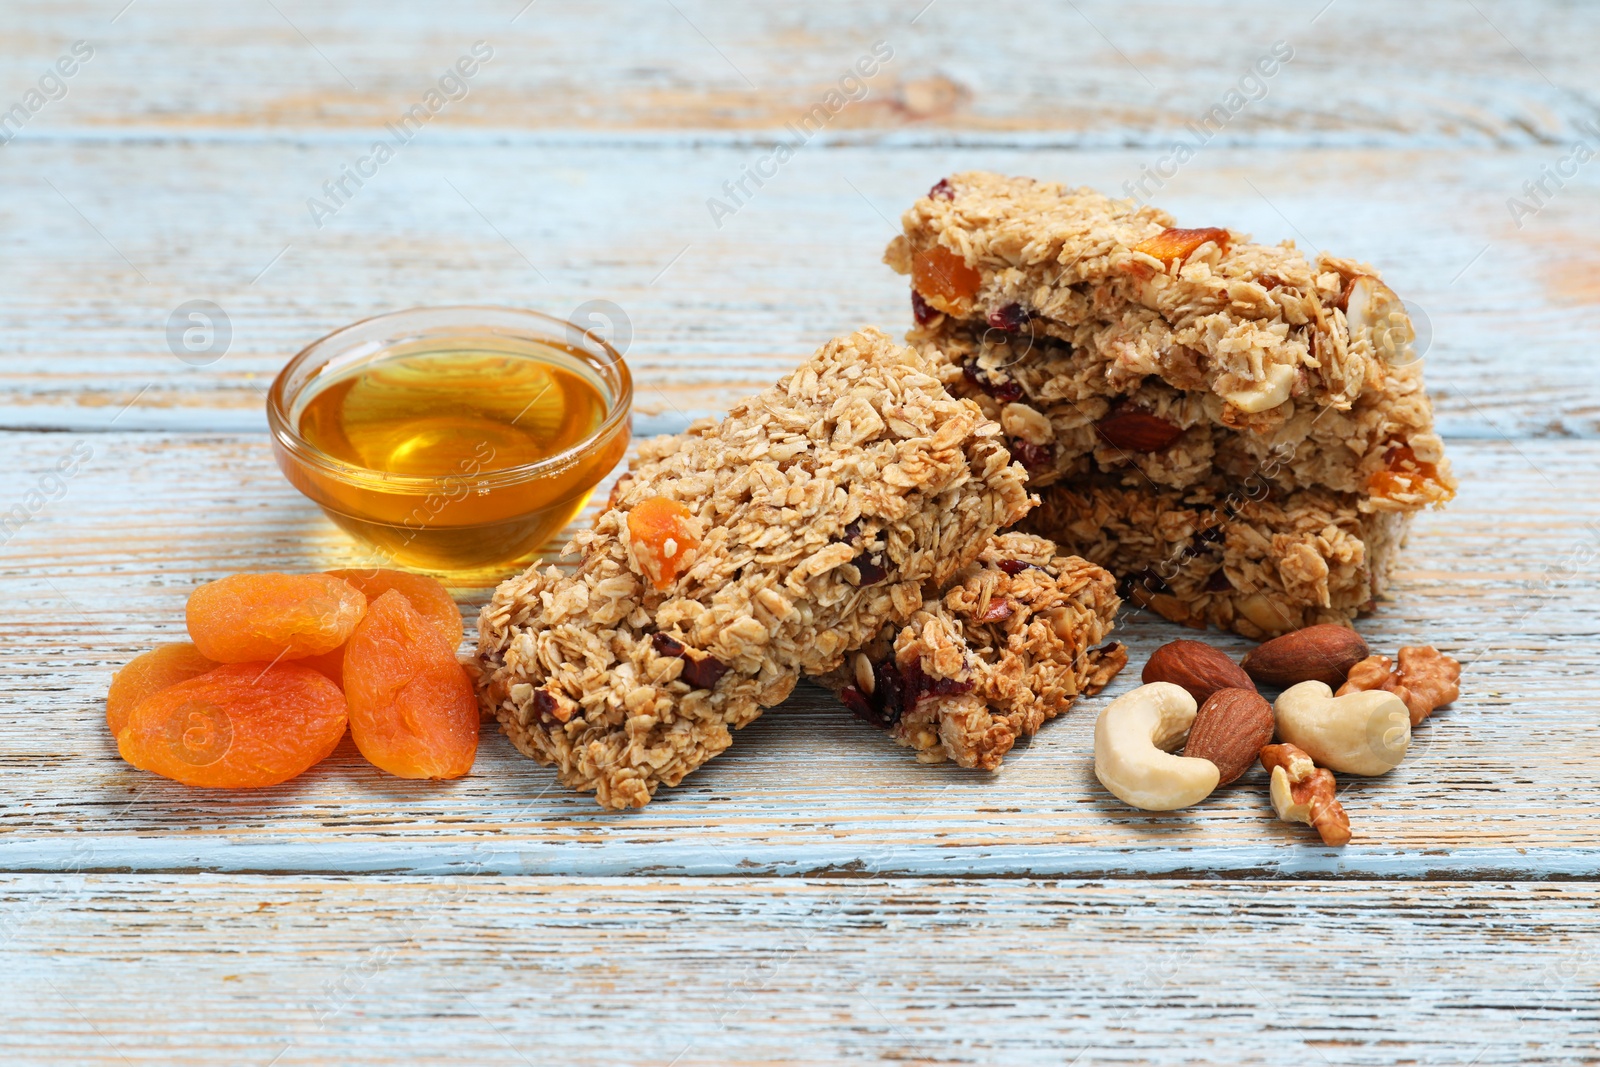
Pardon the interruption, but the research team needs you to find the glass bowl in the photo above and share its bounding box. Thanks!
[267,306,631,578]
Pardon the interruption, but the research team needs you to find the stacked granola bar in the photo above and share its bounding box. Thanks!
[885,171,1455,638]
[475,329,1042,808]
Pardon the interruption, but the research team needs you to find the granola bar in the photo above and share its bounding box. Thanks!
[916,318,1450,507]
[885,171,1454,636]
[1026,479,1409,639]
[816,532,1126,769]
[474,328,1032,808]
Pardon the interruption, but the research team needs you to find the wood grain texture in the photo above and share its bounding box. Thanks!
[0,138,1595,437]
[2,875,1597,1066]
[6,0,1597,142]
[6,1,1599,1059]
[3,4,1590,435]
[2,432,1594,878]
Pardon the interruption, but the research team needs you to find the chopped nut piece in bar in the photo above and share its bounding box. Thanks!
[474,329,1032,808]
[817,532,1126,770]
[886,172,1455,637]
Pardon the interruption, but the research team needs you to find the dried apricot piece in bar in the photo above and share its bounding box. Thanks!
[1131,226,1231,267]
[186,573,367,662]
[1367,444,1444,499]
[117,662,347,788]
[912,244,981,304]
[627,496,701,590]
[106,642,219,735]
[342,590,477,780]
[324,568,461,649]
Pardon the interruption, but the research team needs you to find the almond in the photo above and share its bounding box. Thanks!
[1141,639,1256,704]
[1183,688,1275,786]
[1095,407,1184,452]
[1343,275,1416,366]
[1240,624,1370,687]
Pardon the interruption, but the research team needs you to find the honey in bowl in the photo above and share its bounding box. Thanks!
[298,350,608,478]
[268,307,632,577]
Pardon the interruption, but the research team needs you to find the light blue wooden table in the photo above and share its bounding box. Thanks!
[2,2,1597,1063]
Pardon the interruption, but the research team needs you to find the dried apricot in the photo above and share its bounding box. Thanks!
[1367,444,1441,499]
[627,496,700,590]
[325,568,461,649]
[1132,226,1231,267]
[186,573,366,662]
[106,642,219,735]
[300,570,462,688]
[911,244,980,304]
[342,590,477,780]
[303,647,347,688]
[116,662,347,788]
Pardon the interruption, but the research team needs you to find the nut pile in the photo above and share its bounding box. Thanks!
[1094,624,1462,845]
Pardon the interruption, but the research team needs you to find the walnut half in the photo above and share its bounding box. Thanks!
[1336,645,1461,726]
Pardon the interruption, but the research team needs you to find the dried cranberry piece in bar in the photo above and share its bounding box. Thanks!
[839,684,877,722]
[925,675,974,700]
[1121,567,1170,599]
[1011,439,1052,470]
[961,362,1024,404]
[650,631,729,691]
[991,380,1024,404]
[855,555,888,585]
[872,655,906,728]
[986,303,1031,332]
[532,687,574,726]
[680,652,729,691]
[651,632,687,658]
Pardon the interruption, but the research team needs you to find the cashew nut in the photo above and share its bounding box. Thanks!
[1273,680,1410,776]
[1094,682,1220,810]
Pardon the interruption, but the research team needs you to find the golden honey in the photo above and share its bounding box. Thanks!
[298,350,609,478]
[269,309,631,579]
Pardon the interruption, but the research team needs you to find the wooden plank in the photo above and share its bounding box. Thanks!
[4,2,1591,1056]
[2,874,1597,1065]
[6,0,1596,143]
[2,433,1595,878]
[0,139,1594,437]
